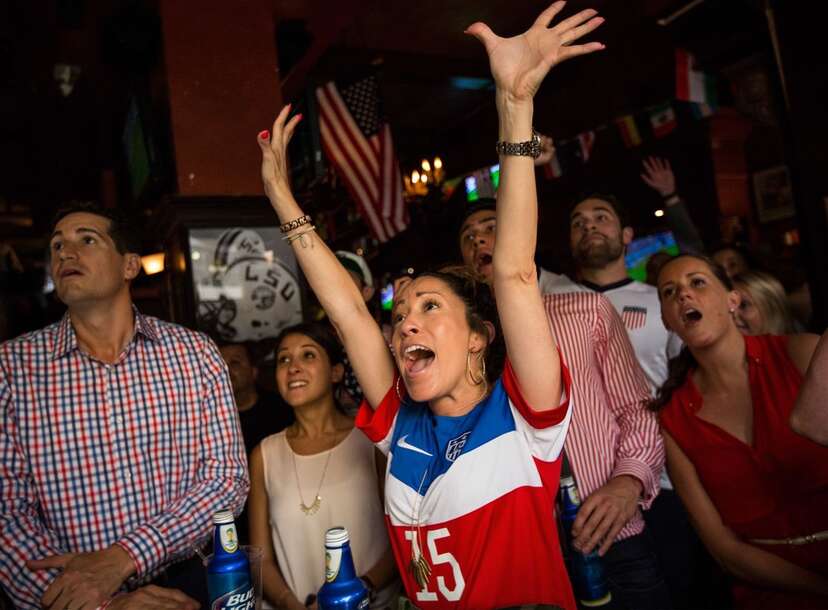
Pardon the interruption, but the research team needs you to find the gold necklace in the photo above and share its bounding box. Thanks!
[290,432,337,516]
[409,467,432,589]
[406,383,490,586]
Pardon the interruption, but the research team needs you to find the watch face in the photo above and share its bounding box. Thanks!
[530,134,542,158]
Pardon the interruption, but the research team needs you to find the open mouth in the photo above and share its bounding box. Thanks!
[403,344,435,376]
[681,307,703,326]
[60,269,82,278]
[287,380,308,389]
[475,253,493,270]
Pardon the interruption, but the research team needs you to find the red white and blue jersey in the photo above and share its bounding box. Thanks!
[356,357,575,609]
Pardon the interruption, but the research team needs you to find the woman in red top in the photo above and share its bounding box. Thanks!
[652,254,828,609]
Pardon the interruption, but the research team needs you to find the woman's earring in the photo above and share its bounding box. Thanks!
[395,376,404,400]
[466,350,485,386]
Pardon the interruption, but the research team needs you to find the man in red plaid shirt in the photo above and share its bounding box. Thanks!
[0,202,249,609]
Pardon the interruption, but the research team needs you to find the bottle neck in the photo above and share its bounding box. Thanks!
[213,522,242,558]
[326,541,358,583]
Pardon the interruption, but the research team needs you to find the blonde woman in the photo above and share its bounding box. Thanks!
[732,270,798,335]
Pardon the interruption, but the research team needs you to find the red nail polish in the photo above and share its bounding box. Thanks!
[296,113,303,122]
[258,130,269,139]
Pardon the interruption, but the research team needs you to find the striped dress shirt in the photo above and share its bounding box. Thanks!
[0,310,249,609]
[544,292,663,541]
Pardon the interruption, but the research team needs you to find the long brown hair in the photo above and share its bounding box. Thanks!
[649,254,733,412]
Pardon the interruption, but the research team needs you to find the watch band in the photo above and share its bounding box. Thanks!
[495,131,541,159]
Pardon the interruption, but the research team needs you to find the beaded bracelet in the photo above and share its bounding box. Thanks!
[279,214,312,234]
[283,225,316,245]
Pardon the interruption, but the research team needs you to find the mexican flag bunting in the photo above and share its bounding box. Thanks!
[650,103,677,138]
[690,102,714,120]
[676,49,717,106]
[615,115,641,148]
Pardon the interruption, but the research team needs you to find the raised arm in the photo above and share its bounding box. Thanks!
[257,111,395,407]
[789,330,827,444]
[467,1,604,409]
[641,156,705,255]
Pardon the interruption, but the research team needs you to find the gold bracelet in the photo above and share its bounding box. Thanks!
[279,214,312,234]
[283,225,316,245]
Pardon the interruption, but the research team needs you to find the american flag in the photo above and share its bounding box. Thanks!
[316,75,408,242]
[621,305,648,330]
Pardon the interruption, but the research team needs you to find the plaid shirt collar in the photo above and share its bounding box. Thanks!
[50,305,160,361]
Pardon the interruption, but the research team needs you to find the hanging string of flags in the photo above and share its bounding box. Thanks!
[536,49,716,180]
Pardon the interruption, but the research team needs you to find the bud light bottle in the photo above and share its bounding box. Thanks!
[317,527,369,610]
[207,510,255,610]
[559,476,612,607]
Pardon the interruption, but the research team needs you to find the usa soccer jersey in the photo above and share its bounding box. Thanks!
[356,358,575,609]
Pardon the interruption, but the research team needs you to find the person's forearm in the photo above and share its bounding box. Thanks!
[719,539,828,597]
[261,558,301,608]
[790,330,828,445]
[266,182,370,332]
[0,528,63,608]
[493,94,536,280]
[600,299,664,504]
[663,196,705,255]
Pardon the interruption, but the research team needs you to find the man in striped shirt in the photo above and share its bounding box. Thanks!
[0,202,248,609]
[459,201,671,610]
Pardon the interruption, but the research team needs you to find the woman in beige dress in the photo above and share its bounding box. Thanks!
[248,322,398,609]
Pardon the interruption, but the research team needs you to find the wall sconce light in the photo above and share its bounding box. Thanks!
[404,156,446,198]
[141,252,165,275]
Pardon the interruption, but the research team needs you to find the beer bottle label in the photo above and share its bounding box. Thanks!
[565,485,581,506]
[211,583,255,610]
[325,547,342,582]
[220,524,239,553]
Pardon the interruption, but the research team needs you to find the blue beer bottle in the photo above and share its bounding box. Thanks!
[207,510,255,610]
[317,527,369,610]
[559,476,612,607]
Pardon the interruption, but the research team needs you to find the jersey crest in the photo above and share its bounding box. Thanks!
[445,431,471,462]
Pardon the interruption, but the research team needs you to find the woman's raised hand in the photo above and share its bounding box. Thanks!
[465,1,604,105]
[257,104,303,203]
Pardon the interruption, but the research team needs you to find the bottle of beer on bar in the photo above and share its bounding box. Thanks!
[207,510,255,610]
[317,526,369,610]
[559,476,612,607]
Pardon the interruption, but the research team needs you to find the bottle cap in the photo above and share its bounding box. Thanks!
[560,476,576,488]
[325,526,350,548]
[212,509,235,525]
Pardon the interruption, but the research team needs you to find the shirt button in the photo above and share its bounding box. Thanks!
[124,470,133,481]
[115,416,124,424]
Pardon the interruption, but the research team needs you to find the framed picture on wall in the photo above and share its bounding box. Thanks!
[159,196,306,339]
[188,226,303,341]
[753,165,795,223]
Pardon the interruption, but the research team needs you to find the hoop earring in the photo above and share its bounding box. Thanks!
[395,375,404,400]
[466,350,486,386]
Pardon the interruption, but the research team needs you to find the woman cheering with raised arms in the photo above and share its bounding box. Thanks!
[257,4,604,607]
